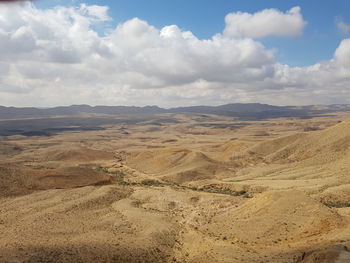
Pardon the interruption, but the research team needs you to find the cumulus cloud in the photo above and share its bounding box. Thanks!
[336,19,350,35]
[335,39,350,67]
[224,6,307,38]
[0,2,349,107]
[80,3,111,21]
[271,38,350,100]
[107,19,275,86]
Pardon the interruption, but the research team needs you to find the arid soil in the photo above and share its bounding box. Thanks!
[1,112,350,262]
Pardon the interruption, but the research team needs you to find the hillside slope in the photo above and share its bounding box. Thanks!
[127,147,232,183]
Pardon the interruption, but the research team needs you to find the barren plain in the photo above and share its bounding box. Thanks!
[1,111,350,263]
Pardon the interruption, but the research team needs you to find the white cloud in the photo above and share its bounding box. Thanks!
[79,3,111,22]
[107,19,275,86]
[271,38,350,100]
[224,6,307,38]
[0,3,349,107]
[335,39,350,67]
[336,20,350,35]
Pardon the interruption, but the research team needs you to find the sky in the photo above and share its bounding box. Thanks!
[0,0,350,107]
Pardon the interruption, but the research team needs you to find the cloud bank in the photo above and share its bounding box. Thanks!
[0,2,349,107]
[224,7,307,38]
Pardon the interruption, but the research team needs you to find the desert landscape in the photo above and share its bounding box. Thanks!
[2,0,350,262]
[1,105,350,263]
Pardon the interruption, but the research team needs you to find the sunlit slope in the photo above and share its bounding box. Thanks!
[226,121,350,201]
[126,121,350,187]
[0,185,177,263]
[248,120,350,164]
[127,147,231,183]
[205,190,344,244]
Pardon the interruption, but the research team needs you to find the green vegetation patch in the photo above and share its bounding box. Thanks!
[198,186,252,198]
[323,201,350,208]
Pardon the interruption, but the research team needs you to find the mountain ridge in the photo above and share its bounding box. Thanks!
[1,103,350,120]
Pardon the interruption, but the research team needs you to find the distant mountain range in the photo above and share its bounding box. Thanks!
[1,103,350,120]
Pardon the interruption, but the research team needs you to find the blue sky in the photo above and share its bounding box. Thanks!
[37,0,350,67]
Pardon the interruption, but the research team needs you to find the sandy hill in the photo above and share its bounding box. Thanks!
[223,121,350,197]
[0,165,113,197]
[125,121,350,189]
[127,147,231,183]
[246,120,350,165]
[205,190,344,247]
[29,166,113,190]
[0,185,177,263]
[0,142,21,157]
[214,140,249,162]
[44,146,115,162]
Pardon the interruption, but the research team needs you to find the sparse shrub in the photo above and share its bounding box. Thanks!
[140,179,163,186]
[131,200,142,207]
[303,126,321,132]
[114,171,133,185]
[322,201,350,208]
[106,169,130,185]
[255,131,270,136]
[198,186,251,197]
[94,166,109,173]
[243,193,253,198]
